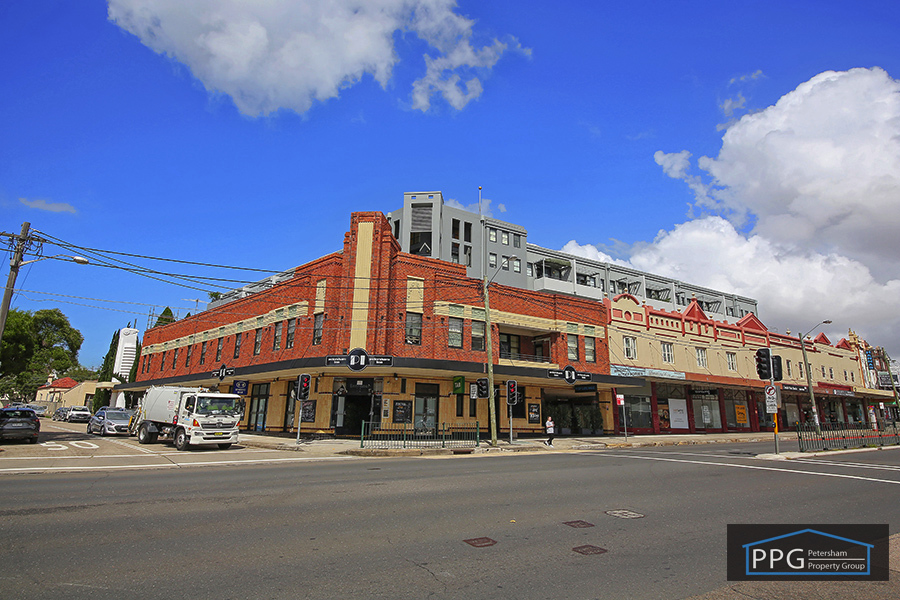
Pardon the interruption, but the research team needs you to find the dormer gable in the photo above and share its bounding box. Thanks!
[736,312,768,332]
[813,332,832,346]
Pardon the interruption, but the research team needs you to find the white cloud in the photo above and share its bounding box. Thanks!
[107,0,526,116]
[661,68,900,277]
[19,198,77,214]
[729,69,764,86]
[719,91,746,117]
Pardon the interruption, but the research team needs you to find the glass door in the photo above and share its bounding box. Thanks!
[414,383,439,432]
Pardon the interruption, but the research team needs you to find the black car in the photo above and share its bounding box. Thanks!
[0,407,40,443]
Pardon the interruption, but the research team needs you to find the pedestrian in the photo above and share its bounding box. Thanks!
[544,416,555,447]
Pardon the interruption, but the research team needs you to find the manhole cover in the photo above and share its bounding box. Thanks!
[573,545,607,556]
[605,509,645,519]
[464,537,498,548]
[563,520,595,528]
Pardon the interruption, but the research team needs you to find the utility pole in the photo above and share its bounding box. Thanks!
[0,222,32,349]
[483,276,498,446]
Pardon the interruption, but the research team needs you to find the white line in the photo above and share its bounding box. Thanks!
[0,455,356,474]
[600,452,900,485]
[788,458,900,472]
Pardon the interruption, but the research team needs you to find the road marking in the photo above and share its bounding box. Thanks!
[599,452,900,485]
[0,455,356,474]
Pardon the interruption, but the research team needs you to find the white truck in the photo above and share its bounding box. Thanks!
[132,386,243,450]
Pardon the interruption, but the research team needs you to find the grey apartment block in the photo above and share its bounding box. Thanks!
[387,191,757,323]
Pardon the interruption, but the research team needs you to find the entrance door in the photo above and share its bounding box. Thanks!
[247,383,269,431]
[414,383,439,432]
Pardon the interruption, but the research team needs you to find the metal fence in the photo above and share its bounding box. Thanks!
[796,420,900,452]
[360,421,480,449]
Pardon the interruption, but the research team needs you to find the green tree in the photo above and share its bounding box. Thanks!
[92,330,119,411]
[153,307,175,328]
[0,309,35,378]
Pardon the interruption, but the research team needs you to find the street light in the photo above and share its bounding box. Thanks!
[798,319,832,428]
[0,222,89,350]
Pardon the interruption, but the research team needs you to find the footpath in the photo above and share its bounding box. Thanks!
[236,430,868,460]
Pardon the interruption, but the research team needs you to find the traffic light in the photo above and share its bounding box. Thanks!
[476,378,489,398]
[506,380,518,403]
[755,348,771,380]
[771,355,783,382]
[297,373,311,401]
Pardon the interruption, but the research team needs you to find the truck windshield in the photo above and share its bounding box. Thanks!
[195,396,240,416]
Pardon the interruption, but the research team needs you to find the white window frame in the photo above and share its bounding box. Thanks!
[661,342,674,364]
[696,347,708,368]
[623,336,637,360]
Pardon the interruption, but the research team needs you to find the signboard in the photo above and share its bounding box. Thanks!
[548,365,591,384]
[452,376,466,395]
[231,380,249,395]
[327,348,393,371]
[574,384,598,393]
[212,364,235,381]
[669,399,689,429]
[781,384,809,393]
[702,405,712,424]
[528,404,541,424]
[735,404,748,425]
[469,383,478,400]
[610,365,686,380]
[616,394,625,406]
[393,400,412,424]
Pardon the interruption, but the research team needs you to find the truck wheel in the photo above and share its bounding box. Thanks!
[137,424,151,444]
[174,428,189,451]
[217,443,232,450]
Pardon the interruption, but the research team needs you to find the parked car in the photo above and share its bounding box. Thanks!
[0,407,40,443]
[87,407,131,436]
[24,404,48,416]
[52,406,71,421]
[66,406,91,423]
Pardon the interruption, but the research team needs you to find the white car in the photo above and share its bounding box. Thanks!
[66,407,92,423]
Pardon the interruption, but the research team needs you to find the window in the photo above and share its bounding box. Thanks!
[821,365,827,378]
[286,319,296,349]
[273,322,282,351]
[313,313,324,345]
[585,337,596,362]
[696,348,708,368]
[844,369,848,381]
[448,317,463,348]
[828,367,834,380]
[501,256,509,270]
[786,360,792,378]
[851,371,855,382]
[526,263,533,277]
[501,231,509,245]
[200,342,207,365]
[172,348,178,369]
[451,218,460,239]
[233,332,242,359]
[160,351,166,371]
[405,312,422,345]
[499,333,520,359]
[489,228,497,243]
[661,342,674,364]
[253,328,262,355]
[567,334,579,361]
[726,351,737,371]
[513,234,521,248]
[624,336,637,360]
[185,344,192,367]
[471,320,485,351]
[216,337,223,362]
[464,222,472,242]
[451,243,460,264]
[464,246,472,267]
[489,253,497,268]
[513,258,521,273]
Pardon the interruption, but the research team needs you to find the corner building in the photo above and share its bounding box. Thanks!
[133,211,643,436]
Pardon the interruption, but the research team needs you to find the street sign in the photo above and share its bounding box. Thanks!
[764,385,779,413]
[616,394,624,406]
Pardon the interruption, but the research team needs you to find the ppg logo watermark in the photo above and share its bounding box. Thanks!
[727,524,889,581]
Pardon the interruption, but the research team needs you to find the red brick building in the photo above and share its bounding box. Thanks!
[131,212,642,437]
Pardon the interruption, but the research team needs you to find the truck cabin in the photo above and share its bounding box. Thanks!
[182,394,242,417]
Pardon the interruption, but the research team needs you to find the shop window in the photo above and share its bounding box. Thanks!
[272,322,282,351]
[696,347,708,368]
[661,342,674,364]
[472,320,485,351]
[253,328,262,355]
[405,312,422,345]
[585,337,596,362]
[726,351,737,371]
[448,317,463,348]
[624,336,637,360]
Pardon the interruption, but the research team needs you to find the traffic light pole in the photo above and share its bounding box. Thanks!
[482,277,498,446]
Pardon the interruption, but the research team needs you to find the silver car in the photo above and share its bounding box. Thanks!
[87,408,131,436]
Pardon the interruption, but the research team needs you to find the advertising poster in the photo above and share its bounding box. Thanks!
[669,398,689,429]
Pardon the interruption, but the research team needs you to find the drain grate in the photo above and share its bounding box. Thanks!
[463,537,498,548]
[572,545,608,556]
[605,509,645,519]
[563,520,595,529]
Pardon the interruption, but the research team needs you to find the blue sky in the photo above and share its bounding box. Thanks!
[3,1,900,368]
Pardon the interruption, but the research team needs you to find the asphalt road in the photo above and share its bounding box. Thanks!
[1,438,898,600]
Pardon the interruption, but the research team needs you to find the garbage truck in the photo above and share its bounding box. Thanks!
[132,386,243,450]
